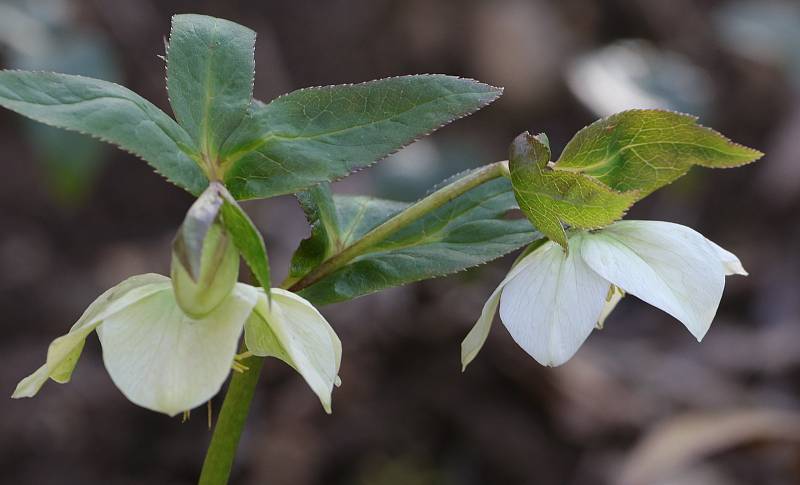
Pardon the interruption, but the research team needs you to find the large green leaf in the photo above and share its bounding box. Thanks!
[295,176,538,306]
[289,183,342,280]
[219,75,503,200]
[167,14,256,162]
[554,110,763,196]
[509,132,637,249]
[0,71,207,194]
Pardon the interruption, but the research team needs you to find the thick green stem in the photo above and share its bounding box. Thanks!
[198,354,264,485]
[196,160,509,485]
[288,160,509,291]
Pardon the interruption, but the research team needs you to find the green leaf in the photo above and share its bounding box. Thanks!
[167,14,256,162]
[296,176,538,306]
[218,185,271,296]
[509,132,637,249]
[289,183,342,280]
[219,75,503,200]
[173,183,225,281]
[0,70,207,194]
[554,110,764,197]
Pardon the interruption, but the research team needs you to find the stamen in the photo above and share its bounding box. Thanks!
[182,409,191,423]
[235,351,253,361]
[207,400,213,430]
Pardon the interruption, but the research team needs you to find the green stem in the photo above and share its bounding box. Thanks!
[196,160,509,485]
[288,160,509,291]
[198,354,264,485]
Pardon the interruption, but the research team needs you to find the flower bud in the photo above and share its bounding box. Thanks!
[171,223,239,318]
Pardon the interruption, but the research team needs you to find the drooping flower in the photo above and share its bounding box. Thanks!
[13,224,341,416]
[462,220,748,368]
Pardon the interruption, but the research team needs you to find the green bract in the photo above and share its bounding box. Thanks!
[507,110,763,248]
[509,132,637,249]
[552,109,763,197]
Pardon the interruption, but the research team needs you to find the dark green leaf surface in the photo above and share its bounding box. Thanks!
[167,14,256,161]
[220,75,503,200]
[0,70,207,194]
[555,110,763,196]
[509,132,637,249]
[289,183,342,280]
[219,187,271,296]
[173,183,225,281]
[296,177,538,306]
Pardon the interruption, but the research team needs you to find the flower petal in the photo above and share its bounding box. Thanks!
[12,274,169,398]
[578,220,726,341]
[461,243,547,370]
[245,289,341,413]
[707,239,748,276]
[498,239,611,366]
[96,283,257,416]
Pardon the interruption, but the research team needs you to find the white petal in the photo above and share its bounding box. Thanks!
[706,239,748,276]
[97,283,257,416]
[461,243,550,370]
[498,239,611,366]
[579,220,726,341]
[245,288,341,413]
[12,274,169,398]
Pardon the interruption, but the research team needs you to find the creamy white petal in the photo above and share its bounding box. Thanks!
[461,243,550,370]
[706,239,748,276]
[96,283,257,416]
[579,220,726,341]
[12,274,170,398]
[245,288,341,413]
[498,239,611,366]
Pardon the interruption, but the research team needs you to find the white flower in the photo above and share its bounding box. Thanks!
[462,220,748,368]
[12,276,341,416]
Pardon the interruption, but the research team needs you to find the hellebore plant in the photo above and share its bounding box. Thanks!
[0,14,762,485]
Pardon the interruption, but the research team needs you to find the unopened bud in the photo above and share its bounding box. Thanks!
[171,223,239,318]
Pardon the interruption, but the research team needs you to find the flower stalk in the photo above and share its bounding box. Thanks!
[287,160,510,291]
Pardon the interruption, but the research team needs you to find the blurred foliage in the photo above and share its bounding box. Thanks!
[0,0,119,206]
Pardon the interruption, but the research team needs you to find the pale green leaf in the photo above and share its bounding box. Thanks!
[219,75,503,200]
[167,14,256,161]
[555,110,763,196]
[0,70,207,194]
[509,132,637,249]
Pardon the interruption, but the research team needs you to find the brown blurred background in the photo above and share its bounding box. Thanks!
[1,0,799,484]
